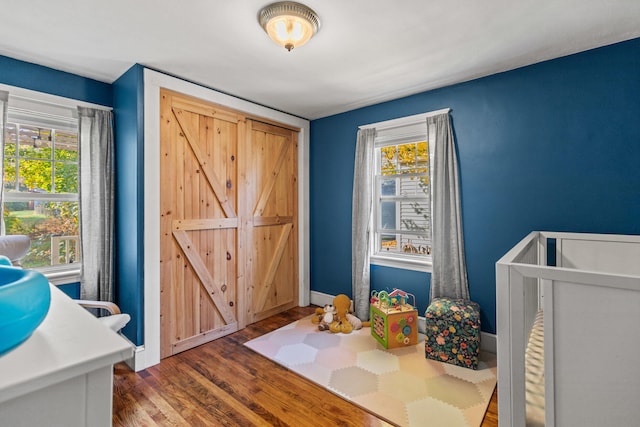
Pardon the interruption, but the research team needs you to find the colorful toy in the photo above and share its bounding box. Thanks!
[388,288,411,308]
[370,288,418,348]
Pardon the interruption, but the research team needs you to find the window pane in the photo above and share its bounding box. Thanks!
[397,143,416,171]
[380,234,397,251]
[54,162,78,193]
[18,124,52,159]
[380,178,396,196]
[3,200,80,268]
[54,130,78,161]
[381,201,396,230]
[380,146,397,175]
[400,199,429,231]
[397,175,428,197]
[19,159,52,192]
[400,236,431,255]
[400,142,427,174]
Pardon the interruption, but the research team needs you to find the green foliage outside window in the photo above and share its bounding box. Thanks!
[3,126,80,268]
[378,141,430,255]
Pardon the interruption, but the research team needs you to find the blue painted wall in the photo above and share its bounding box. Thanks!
[310,38,640,334]
[57,282,81,299]
[112,64,145,345]
[4,37,640,340]
[0,56,150,338]
[0,55,112,106]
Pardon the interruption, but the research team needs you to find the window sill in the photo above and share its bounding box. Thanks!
[370,254,432,273]
[35,265,82,286]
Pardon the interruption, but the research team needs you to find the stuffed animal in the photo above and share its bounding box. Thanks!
[312,304,336,331]
[329,294,369,334]
[311,307,325,324]
[345,313,363,330]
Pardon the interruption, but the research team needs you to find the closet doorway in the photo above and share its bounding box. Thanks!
[159,90,298,358]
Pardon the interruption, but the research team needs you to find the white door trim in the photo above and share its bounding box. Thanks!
[138,68,310,370]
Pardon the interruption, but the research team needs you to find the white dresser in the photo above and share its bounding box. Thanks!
[0,285,133,426]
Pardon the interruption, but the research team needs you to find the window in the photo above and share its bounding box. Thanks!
[2,100,81,270]
[366,113,433,272]
[376,140,431,255]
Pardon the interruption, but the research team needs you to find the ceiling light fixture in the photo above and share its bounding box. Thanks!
[258,2,320,52]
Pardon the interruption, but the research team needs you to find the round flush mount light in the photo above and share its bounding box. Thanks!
[258,2,321,51]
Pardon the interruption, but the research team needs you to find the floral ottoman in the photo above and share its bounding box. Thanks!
[424,297,481,369]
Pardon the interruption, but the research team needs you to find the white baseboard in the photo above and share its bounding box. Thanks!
[309,290,496,354]
[118,334,148,372]
[309,290,335,307]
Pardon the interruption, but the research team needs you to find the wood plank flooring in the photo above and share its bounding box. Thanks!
[113,306,498,426]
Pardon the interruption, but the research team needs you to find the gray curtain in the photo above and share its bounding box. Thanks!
[428,113,470,301]
[0,91,8,235]
[352,128,376,320]
[78,107,114,302]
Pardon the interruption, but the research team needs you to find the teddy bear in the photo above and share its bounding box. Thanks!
[328,294,368,334]
[312,304,336,331]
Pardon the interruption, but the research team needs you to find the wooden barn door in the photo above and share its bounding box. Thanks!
[159,90,245,358]
[244,120,298,323]
[159,90,299,358]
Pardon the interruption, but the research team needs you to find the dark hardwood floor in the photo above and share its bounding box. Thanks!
[113,306,498,426]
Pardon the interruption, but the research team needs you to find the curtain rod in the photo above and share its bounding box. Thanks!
[359,108,451,130]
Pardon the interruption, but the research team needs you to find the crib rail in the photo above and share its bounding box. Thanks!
[496,231,640,427]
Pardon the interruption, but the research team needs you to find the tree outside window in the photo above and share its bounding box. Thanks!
[3,120,80,268]
[376,140,431,259]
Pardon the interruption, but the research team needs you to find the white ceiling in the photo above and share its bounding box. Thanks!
[1,0,639,120]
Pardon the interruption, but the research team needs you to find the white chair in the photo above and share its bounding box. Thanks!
[74,300,131,333]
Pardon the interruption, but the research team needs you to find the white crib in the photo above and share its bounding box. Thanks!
[496,231,640,427]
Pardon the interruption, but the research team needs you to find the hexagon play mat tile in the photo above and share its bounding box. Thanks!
[245,316,496,426]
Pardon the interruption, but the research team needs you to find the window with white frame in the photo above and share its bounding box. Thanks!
[2,97,81,270]
[368,113,433,272]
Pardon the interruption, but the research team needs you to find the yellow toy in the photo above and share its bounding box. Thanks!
[329,294,369,334]
[312,294,369,333]
[311,304,336,331]
[311,307,324,324]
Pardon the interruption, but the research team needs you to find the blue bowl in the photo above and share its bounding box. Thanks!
[0,265,51,355]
